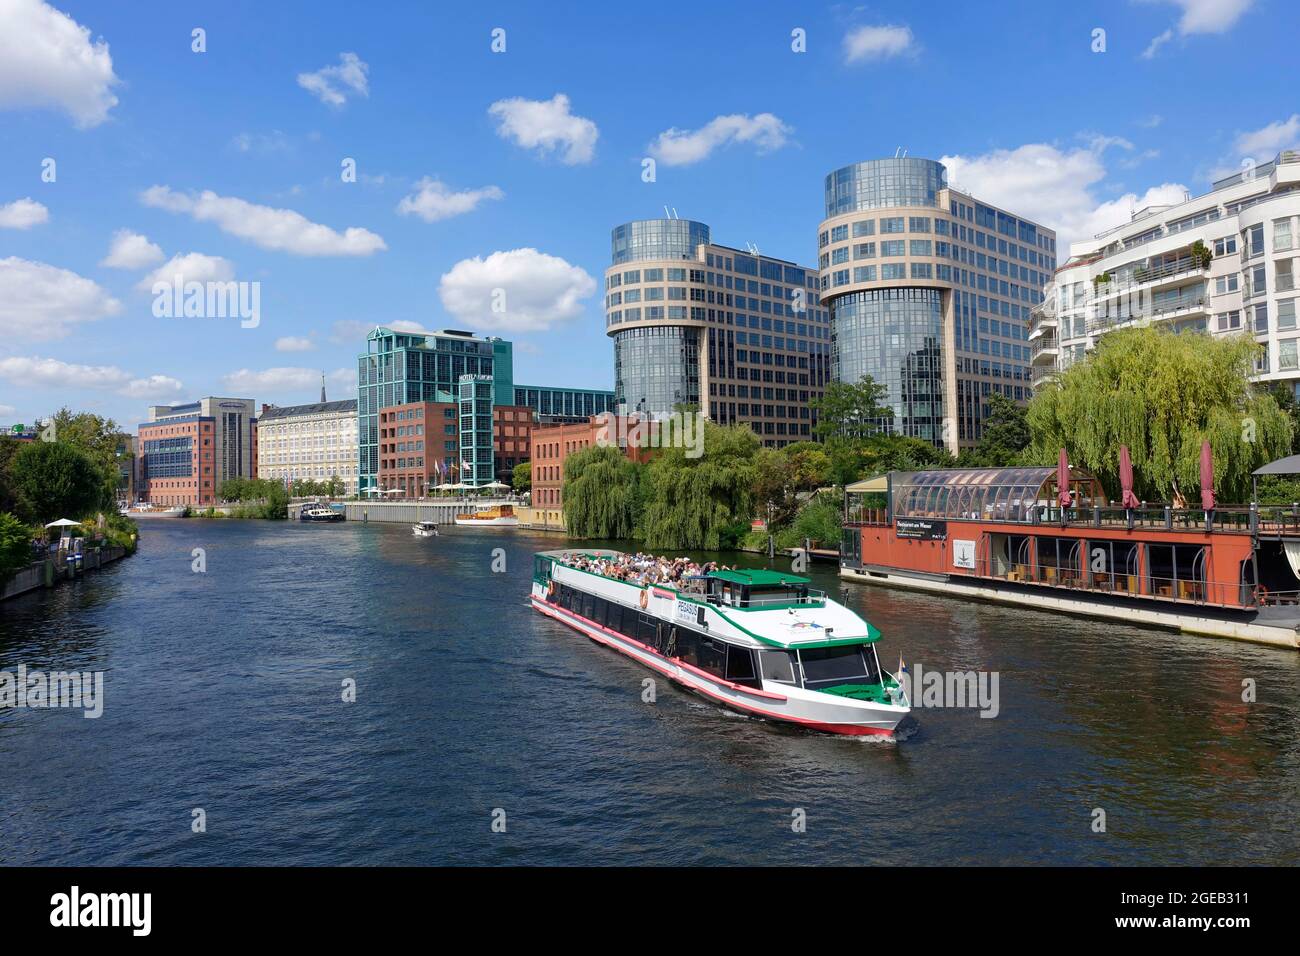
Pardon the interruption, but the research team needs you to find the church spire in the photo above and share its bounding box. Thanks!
[320,371,326,404]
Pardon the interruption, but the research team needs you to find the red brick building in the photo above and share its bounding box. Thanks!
[377,401,535,497]
[530,415,652,528]
[138,397,257,506]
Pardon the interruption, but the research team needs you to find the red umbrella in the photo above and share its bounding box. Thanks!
[1057,448,1072,508]
[1119,445,1139,509]
[1200,440,1216,511]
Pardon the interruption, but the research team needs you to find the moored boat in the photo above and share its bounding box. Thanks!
[454,504,519,527]
[122,503,186,518]
[530,549,911,737]
[300,506,344,522]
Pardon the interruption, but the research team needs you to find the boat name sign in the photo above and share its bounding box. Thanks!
[896,518,947,541]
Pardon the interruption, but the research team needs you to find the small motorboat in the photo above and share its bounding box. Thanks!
[301,506,345,522]
[412,520,439,537]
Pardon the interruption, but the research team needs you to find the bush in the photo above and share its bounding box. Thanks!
[0,511,34,583]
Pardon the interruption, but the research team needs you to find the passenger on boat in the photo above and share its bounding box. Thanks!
[558,551,732,588]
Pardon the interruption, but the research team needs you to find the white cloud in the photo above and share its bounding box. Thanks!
[140,185,386,257]
[397,178,504,222]
[297,52,368,107]
[843,24,915,63]
[1141,0,1255,57]
[940,140,1189,253]
[648,113,793,167]
[0,404,16,417]
[0,257,122,341]
[222,366,353,395]
[1233,114,1300,159]
[0,0,120,127]
[438,248,596,332]
[488,93,598,165]
[274,335,316,352]
[136,252,235,292]
[0,356,180,398]
[100,229,164,269]
[0,197,49,229]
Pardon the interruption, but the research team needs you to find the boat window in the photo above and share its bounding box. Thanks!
[724,645,760,687]
[696,636,726,678]
[758,649,798,684]
[637,614,658,647]
[798,645,878,689]
[674,629,699,666]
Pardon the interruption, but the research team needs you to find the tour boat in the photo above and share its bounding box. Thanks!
[840,465,1300,649]
[300,506,345,522]
[412,520,439,537]
[122,503,186,518]
[454,504,519,527]
[530,550,911,737]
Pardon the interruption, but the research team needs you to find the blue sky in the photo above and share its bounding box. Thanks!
[1,0,1297,429]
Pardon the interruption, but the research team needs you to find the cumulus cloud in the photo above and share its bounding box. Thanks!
[136,252,235,292]
[438,248,596,333]
[0,256,122,341]
[328,318,427,344]
[223,366,354,394]
[843,24,915,63]
[0,356,180,398]
[649,113,793,167]
[1142,0,1255,57]
[0,0,120,127]
[1233,114,1300,160]
[274,335,316,352]
[297,52,368,107]
[140,185,386,257]
[940,140,1189,254]
[397,178,504,222]
[101,229,164,269]
[0,198,49,229]
[488,93,597,165]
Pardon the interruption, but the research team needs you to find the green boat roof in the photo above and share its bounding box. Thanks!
[707,569,811,587]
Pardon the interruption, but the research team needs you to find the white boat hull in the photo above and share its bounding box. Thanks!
[454,516,519,527]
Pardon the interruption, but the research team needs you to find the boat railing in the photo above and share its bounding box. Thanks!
[847,503,1300,536]
[963,554,1296,608]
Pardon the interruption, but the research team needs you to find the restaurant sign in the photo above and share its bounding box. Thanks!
[896,518,948,541]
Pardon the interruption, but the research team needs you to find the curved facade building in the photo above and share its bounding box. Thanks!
[605,219,829,445]
[818,158,1056,452]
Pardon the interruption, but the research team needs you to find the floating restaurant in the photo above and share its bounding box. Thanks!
[840,449,1300,648]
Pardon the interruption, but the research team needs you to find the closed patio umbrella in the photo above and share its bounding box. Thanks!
[1200,440,1216,511]
[1057,448,1072,509]
[1119,446,1139,509]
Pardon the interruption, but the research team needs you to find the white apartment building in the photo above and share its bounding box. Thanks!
[257,398,359,493]
[1031,150,1300,392]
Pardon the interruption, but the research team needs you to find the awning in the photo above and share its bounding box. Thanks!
[1253,454,1300,476]
[845,475,889,493]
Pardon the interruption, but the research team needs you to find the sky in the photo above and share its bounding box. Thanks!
[1,0,1298,429]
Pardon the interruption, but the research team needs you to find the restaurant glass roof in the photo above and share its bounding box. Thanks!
[887,467,1102,521]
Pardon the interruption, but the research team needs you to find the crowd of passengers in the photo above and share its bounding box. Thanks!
[559,552,733,590]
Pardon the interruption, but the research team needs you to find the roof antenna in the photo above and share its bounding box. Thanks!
[671,207,679,219]
[895,146,902,158]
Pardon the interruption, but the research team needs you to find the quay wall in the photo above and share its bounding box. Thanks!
[1,545,129,602]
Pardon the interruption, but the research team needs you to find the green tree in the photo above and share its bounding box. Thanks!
[0,511,33,583]
[1026,327,1292,502]
[811,376,892,441]
[49,408,128,508]
[641,420,760,549]
[325,474,346,497]
[963,392,1032,466]
[512,460,532,492]
[0,436,25,516]
[10,442,104,523]
[563,445,645,538]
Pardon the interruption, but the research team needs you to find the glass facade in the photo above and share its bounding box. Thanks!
[458,374,495,486]
[611,219,710,265]
[889,467,1104,520]
[825,158,946,218]
[612,326,700,415]
[832,289,946,442]
[513,386,614,421]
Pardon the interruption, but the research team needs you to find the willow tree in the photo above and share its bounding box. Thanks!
[1026,327,1292,502]
[641,420,760,549]
[563,445,645,539]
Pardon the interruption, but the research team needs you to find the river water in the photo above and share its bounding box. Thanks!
[1,520,1298,865]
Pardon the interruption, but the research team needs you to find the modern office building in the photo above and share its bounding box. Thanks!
[604,218,830,446]
[818,157,1057,453]
[358,326,612,492]
[138,397,257,506]
[1031,150,1300,393]
[257,392,359,494]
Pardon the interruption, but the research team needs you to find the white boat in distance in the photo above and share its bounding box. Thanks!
[453,504,519,527]
[121,503,186,518]
[530,549,911,738]
[300,506,344,522]
[412,520,439,537]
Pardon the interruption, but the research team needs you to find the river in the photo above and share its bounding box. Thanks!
[1,520,1297,865]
